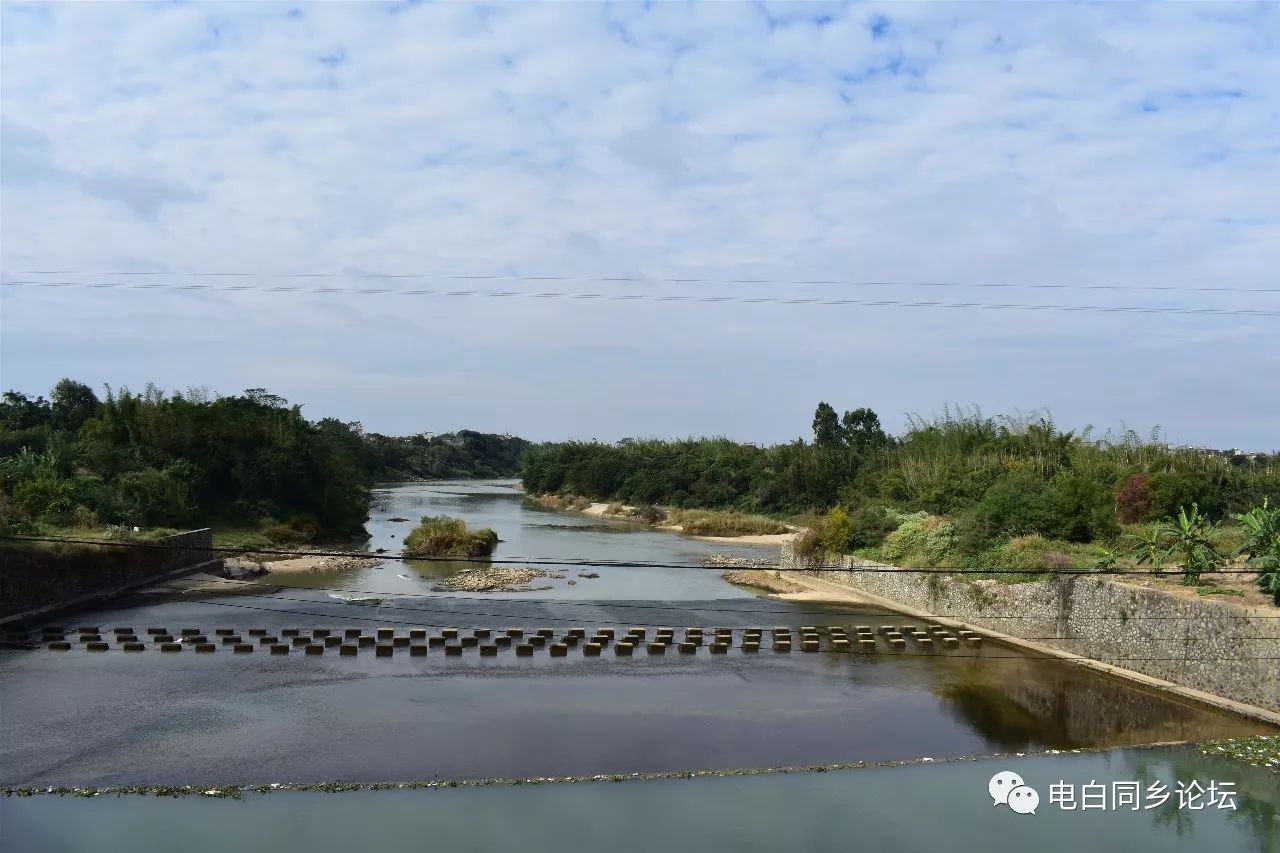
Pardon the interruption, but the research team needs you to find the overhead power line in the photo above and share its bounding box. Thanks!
[2,280,1274,318]
[10,269,1279,295]
[2,534,1271,576]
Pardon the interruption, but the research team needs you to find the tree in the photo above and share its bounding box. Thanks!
[50,379,99,433]
[841,407,888,453]
[812,402,841,448]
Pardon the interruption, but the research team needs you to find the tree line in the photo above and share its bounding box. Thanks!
[0,380,528,541]
[520,402,1280,556]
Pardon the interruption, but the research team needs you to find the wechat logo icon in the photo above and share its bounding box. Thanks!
[989,770,1039,815]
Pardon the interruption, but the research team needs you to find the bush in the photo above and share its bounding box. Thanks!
[631,504,667,524]
[403,515,498,558]
[819,507,854,553]
[1114,473,1151,523]
[847,504,899,548]
[880,513,957,566]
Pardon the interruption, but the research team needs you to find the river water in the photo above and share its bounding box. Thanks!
[2,481,1276,848]
[276,479,772,598]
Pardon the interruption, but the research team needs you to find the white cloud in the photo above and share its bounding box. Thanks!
[1,1,1277,448]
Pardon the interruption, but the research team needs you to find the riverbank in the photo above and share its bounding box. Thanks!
[546,497,798,545]
[776,544,1280,725]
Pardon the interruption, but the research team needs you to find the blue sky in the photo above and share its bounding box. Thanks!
[1,2,1277,448]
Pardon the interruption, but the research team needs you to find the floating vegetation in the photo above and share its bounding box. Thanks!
[1198,736,1280,770]
[3,745,1184,799]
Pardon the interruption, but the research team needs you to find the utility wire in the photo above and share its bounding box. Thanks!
[9,269,1279,295]
[2,534,1271,575]
[2,280,1274,318]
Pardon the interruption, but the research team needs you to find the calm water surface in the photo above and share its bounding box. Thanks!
[4,747,1278,853]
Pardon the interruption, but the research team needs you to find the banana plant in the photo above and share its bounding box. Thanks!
[1235,499,1280,606]
[1160,503,1222,586]
[1129,524,1165,571]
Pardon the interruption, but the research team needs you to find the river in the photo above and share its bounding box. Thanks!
[2,481,1276,849]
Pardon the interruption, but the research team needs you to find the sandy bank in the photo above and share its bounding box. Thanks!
[262,554,380,574]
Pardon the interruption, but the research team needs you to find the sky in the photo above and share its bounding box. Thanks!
[1,1,1277,449]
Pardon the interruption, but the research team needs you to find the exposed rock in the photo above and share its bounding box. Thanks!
[388,517,410,523]
[431,566,547,592]
[220,557,268,580]
[720,570,805,594]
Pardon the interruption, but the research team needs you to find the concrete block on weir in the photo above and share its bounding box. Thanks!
[916,638,934,649]
[801,641,820,652]
[741,641,760,652]
[506,628,524,638]
[377,628,394,639]
[647,643,665,654]
[878,626,895,635]
[516,644,534,657]
[889,638,907,649]
[409,645,428,657]
[429,636,446,647]
[943,637,960,648]
[480,644,498,656]
[561,635,579,647]
[678,642,697,654]
[312,628,331,638]
[358,636,375,647]
[117,635,139,644]
[270,644,289,655]
[393,636,410,647]
[536,628,555,638]
[325,636,342,647]
[85,642,109,652]
[291,636,310,647]
[409,629,427,639]
[583,643,602,656]
[461,636,479,647]
[305,645,324,656]
[773,642,791,652]
[710,643,729,654]
[528,636,546,647]
[832,639,851,650]
[858,639,877,650]
[628,628,646,640]
[234,644,254,654]
[550,643,568,657]
[161,643,183,652]
[375,645,394,657]
[473,628,491,638]
[443,628,459,639]
[495,636,512,647]
[123,642,150,651]
[614,642,633,656]
[345,628,363,637]
[596,628,615,639]
[965,636,983,647]
[566,627,585,638]
[339,645,358,656]
[445,645,463,656]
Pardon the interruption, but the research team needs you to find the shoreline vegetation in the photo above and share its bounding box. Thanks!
[402,516,498,559]
[520,403,1280,606]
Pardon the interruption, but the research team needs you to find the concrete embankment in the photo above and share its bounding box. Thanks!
[0,529,218,625]
[779,542,1280,721]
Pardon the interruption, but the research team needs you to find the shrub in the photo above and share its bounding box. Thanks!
[631,504,667,524]
[819,507,854,553]
[403,515,498,558]
[1114,473,1151,524]
[847,504,900,548]
[672,509,788,537]
[70,505,100,529]
[880,513,956,566]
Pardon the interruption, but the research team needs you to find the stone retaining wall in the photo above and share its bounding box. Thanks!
[0,529,215,622]
[782,542,1280,713]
